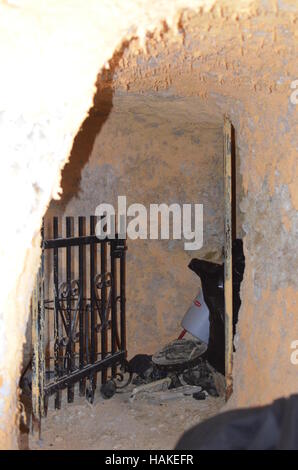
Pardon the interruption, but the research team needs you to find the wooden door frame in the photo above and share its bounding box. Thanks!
[223,116,233,400]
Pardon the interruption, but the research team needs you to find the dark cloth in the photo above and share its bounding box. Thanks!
[128,354,153,378]
[188,239,245,375]
[176,394,298,450]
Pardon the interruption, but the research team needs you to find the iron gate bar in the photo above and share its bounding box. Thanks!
[78,216,86,396]
[53,216,62,409]
[43,234,111,249]
[120,242,126,353]
[110,240,117,377]
[89,215,97,396]
[34,215,128,413]
[44,351,126,396]
[66,216,75,402]
[100,236,108,384]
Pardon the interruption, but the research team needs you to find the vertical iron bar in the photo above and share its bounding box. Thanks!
[90,216,97,392]
[110,241,117,377]
[53,217,62,409]
[100,236,107,384]
[78,216,86,396]
[66,217,74,402]
[120,240,126,354]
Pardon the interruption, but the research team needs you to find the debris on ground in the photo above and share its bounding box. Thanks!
[152,338,207,370]
[130,377,172,402]
[126,338,223,403]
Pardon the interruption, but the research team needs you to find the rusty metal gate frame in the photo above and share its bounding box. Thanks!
[32,216,128,422]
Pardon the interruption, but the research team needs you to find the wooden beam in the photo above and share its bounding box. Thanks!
[224,116,233,400]
[32,263,45,432]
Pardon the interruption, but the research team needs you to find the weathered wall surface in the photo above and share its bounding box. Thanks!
[0,0,207,449]
[106,3,298,408]
[48,92,224,355]
[0,0,297,449]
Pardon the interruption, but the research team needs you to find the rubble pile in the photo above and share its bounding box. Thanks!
[126,339,223,403]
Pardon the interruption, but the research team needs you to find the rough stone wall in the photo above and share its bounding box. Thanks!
[0,0,297,449]
[0,0,205,449]
[48,92,225,356]
[106,3,298,408]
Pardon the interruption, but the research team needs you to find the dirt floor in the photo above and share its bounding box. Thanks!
[23,385,224,450]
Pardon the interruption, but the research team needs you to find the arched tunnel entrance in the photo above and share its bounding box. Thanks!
[20,33,245,450]
[8,2,296,452]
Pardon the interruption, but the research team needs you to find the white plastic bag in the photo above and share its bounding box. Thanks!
[181,288,210,344]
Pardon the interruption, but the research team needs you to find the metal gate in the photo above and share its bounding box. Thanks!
[32,216,128,421]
